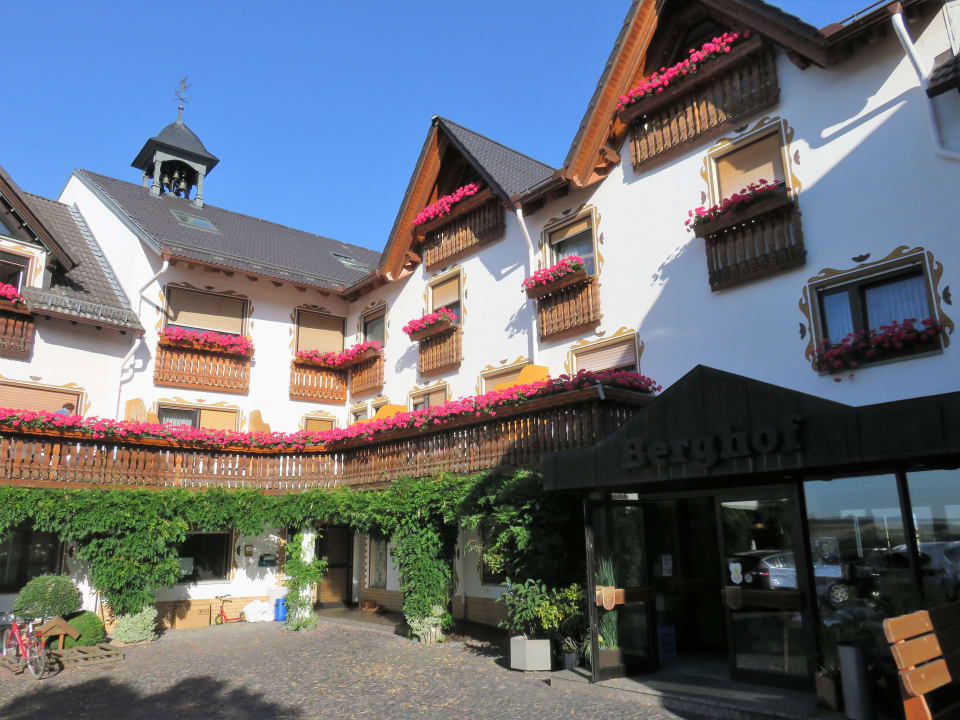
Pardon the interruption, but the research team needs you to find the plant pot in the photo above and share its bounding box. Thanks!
[597,648,623,668]
[0,298,31,316]
[816,672,843,711]
[561,649,579,671]
[509,636,551,672]
[691,190,794,238]
[158,337,252,358]
[525,268,589,299]
[407,317,455,342]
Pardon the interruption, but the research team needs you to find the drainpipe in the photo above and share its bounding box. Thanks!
[115,260,169,419]
[891,11,960,161]
[515,206,539,365]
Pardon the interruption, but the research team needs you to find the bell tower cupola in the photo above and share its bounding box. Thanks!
[131,77,219,208]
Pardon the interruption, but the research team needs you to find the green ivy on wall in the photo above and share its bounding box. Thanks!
[0,469,584,632]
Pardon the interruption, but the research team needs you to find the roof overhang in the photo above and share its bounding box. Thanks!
[0,165,78,270]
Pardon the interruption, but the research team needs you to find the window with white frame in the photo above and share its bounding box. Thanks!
[369,538,388,589]
[164,287,246,335]
[157,405,239,430]
[303,417,335,433]
[0,251,28,291]
[547,216,595,275]
[350,406,369,424]
[363,310,386,345]
[710,129,785,203]
[429,274,461,325]
[175,531,231,583]
[480,363,529,393]
[410,385,447,411]
[573,336,639,373]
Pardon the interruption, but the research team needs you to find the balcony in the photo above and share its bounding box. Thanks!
[0,385,650,492]
[535,276,601,341]
[622,37,779,170]
[418,326,462,375]
[350,355,384,396]
[153,342,250,394]
[289,362,348,404]
[694,192,805,291]
[0,302,34,360]
[420,197,504,270]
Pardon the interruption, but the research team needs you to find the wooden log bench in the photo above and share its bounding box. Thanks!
[884,601,960,720]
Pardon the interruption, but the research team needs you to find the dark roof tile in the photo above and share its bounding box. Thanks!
[928,53,960,98]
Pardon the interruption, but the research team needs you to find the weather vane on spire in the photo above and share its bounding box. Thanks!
[173,76,192,123]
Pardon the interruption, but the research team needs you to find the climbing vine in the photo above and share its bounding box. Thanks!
[0,469,582,634]
[283,532,328,631]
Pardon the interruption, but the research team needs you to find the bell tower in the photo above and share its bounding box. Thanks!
[131,78,219,208]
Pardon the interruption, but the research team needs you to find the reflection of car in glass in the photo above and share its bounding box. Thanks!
[889,541,960,600]
[726,551,844,598]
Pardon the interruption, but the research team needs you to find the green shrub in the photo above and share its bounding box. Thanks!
[112,606,158,644]
[500,578,552,638]
[64,611,106,648]
[283,532,327,632]
[13,574,81,620]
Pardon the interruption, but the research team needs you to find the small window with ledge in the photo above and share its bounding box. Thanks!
[711,129,785,204]
[303,417,335,433]
[0,251,28,291]
[350,406,369,424]
[410,386,447,411]
[362,310,385,345]
[573,336,639,374]
[296,309,344,354]
[157,404,239,430]
[175,530,231,583]
[480,363,529,393]
[429,274,461,326]
[164,287,246,336]
[548,216,595,276]
[0,523,61,593]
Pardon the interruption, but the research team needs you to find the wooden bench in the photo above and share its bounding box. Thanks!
[884,601,960,720]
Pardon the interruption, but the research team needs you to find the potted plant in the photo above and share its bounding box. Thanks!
[0,281,29,314]
[413,183,481,227]
[551,584,586,672]
[815,624,843,711]
[595,557,621,666]
[296,341,382,368]
[499,578,553,671]
[522,257,588,299]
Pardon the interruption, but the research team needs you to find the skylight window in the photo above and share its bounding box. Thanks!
[331,252,368,271]
[170,210,219,233]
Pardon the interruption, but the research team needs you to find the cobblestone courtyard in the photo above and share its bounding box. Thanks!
[0,619,694,719]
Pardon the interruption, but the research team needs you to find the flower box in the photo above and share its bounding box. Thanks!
[414,187,495,238]
[616,32,761,127]
[408,316,455,341]
[525,267,589,299]
[0,298,31,316]
[157,336,253,358]
[413,183,482,228]
[295,342,382,369]
[691,188,794,238]
[814,318,945,372]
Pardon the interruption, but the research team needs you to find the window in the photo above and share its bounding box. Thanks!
[816,264,934,348]
[429,275,461,325]
[0,215,16,239]
[0,251,28,291]
[175,531,231,583]
[548,217,595,275]
[573,336,639,373]
[712,130,785,202]
[481,364,528,393]
[410,386,447,411]
[296,310,344,354]
[906,469,960,604]
[0,523,61,593]
[165,287,245,335]
[170,210,218,233]
[304,417,335,432]
[331,252,369,272]
[350,406,369,424]
[0,382,81,414]
[369,538,388,589]
[157,405,238,430]
[363,311,386,345]
[480,525,507,585]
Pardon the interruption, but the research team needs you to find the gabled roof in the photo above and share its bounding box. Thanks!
[0,165,78,270]
[379,116,556,278]
[560,0,928,190]
[19,192,142,332]
[74,169,381,290]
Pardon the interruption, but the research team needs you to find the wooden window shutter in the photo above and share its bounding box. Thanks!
[427,388,447,407]
[198,408,238,431]
[296,310,344,353]
[575,338,638,372]
[304,418,334,432]
[549,218,591,244]
[483,365,527,392]
[715,132,785,201]
[166,288,245,335]
[431,277,460,310]
[0,383,81,413]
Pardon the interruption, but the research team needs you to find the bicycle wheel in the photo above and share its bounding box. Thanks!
[1,628,21,667]
[25,635,45,679]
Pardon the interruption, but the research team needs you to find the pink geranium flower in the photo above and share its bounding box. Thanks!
[297,341,382,367]
[402,307,458,336]
[414,184,482,225]
[161,327,254,356]
[0,282,26,306]
[521,256,586,291]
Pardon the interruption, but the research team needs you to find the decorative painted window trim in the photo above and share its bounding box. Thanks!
[704,121,794,207]
[540,207,599,278]
[408,382,449,411]
[294,308,345,356]
[162,284,249,336]
[0,378,86,416]
[156,402,241,431]
[568,329,642,375]
[799,246,954,372]
[479,360,531,394]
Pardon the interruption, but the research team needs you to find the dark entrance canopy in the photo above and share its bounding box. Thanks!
[543,366,960,491]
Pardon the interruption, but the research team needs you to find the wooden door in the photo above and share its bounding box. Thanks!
[316,526,352,606]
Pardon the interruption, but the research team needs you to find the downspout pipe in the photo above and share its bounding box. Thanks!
[891,11,960,161]
[515,206,539,365]
[115,260,169,418]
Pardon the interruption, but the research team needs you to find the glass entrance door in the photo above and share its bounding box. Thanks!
[718,491,810,687]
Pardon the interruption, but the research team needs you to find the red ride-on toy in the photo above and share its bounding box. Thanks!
[214,595,246,624]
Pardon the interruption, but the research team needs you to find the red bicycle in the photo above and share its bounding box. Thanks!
[1,617,47,679]
[214,595,246,624]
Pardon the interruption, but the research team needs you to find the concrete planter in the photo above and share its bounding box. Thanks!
[510,636,551,671]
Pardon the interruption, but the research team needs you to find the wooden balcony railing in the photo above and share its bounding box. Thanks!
[0,307,34,360]
[154,344,250,394]
[422,199,504,269]
[289,362,348,404]
[699,194,805,291]
[350,355,384,396]
[0,386,650,492]
[418,327,462,375]
[624,37,779,169]
[536,276,601,341]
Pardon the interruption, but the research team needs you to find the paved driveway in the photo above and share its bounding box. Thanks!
[0,618,691,719]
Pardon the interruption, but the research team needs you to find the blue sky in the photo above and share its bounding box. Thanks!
[3,1,869,254]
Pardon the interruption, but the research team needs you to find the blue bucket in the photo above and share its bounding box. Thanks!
[274,597,288,622]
